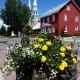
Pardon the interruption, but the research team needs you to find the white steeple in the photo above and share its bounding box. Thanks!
[28,0,39,27]
[33,0,38,16]
[28,0,31,10]
[33,0,37,6]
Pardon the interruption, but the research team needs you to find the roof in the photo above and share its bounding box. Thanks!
[41,0,79,18]
[32,22,41,30]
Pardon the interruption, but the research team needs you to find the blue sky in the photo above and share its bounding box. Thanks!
[0,0,67,17]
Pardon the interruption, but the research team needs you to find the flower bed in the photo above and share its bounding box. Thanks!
[3,33,77,80]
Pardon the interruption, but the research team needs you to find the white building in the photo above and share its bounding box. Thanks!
[28,0,40,29]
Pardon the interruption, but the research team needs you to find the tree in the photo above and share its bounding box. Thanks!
[24,24,32,34]
[0,26,7,36]
[1,0,31,35]
[74,0,80,7]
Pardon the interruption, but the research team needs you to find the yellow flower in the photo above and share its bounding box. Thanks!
[65,45,72,50]
[72,58,77,64]
[71,53,74,57]
[41,55,47,63]
[59,52,65,57]
[33,43,39,49]
[59,60,68,71]
[46,41,52,46]
[60,47,66,52]
[34,37,38,40]
[62,60,68,68]
[64,58,68,61]
[38,38,44,42]
[42,45,48,51]
[59,65,65,71]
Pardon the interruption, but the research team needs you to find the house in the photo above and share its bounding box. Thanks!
[40,0,80,36]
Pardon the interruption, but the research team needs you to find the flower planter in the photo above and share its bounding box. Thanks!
[4,33,77,80]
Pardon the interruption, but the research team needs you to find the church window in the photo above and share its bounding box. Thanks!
[33,11,35,15]
[36,11,37,15]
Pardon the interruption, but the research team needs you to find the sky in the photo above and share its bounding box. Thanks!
[0,0,67,17]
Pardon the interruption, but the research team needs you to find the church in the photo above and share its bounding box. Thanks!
[28,0,40,27]
[28,0,40,37]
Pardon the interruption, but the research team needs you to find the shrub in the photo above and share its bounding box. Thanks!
[3,32,77,80]
[74,33,80,36]
[62,34,72,37]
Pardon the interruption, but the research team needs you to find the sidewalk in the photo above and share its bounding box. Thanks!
[76,61,80,80]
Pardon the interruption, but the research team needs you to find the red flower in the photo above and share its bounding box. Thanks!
[49,33,55,39]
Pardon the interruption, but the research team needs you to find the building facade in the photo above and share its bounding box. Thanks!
[40,0,80,36]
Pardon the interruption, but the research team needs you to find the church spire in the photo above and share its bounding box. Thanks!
[28,0,31,10]
[33,0,37,6]
[28,0,39,27]
[33,0,38,16]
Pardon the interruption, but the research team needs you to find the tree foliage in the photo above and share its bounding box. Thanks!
[1,0,31,35]
[0,26,7,36]
[24,24,32,34]
[74,0,80,7]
